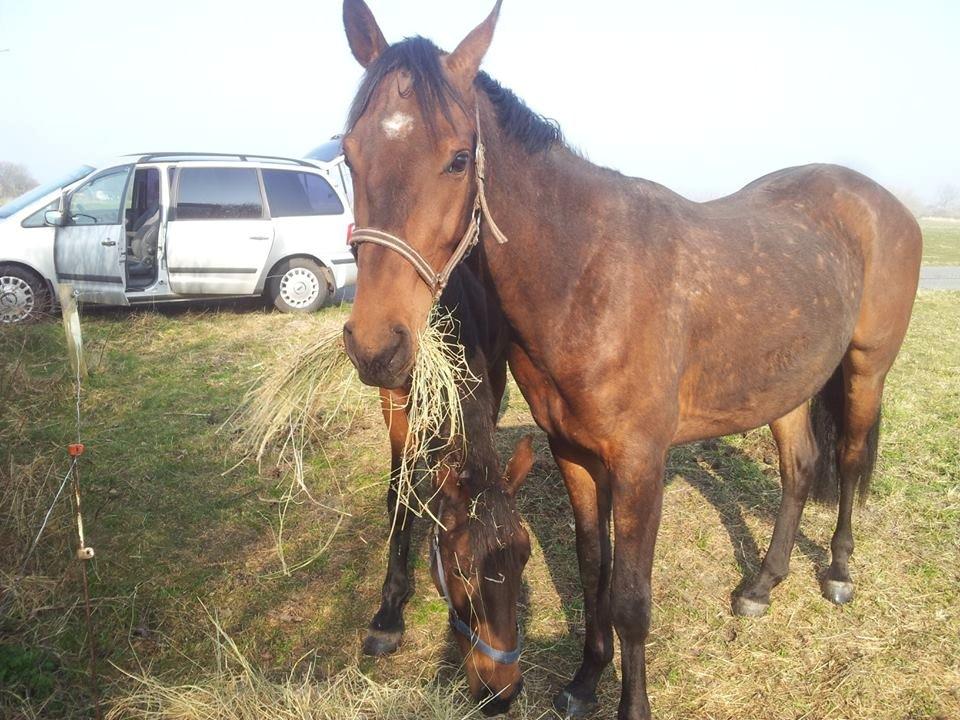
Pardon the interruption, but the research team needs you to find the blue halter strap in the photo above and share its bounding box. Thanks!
[432,530,522,666]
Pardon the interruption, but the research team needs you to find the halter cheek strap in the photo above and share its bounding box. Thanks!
[348,109,510,299]
[432,529,522,666]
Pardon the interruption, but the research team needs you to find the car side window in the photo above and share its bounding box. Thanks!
[175,168,263,220]
[67,170,130,225]
[21,199,59,228]
[262,170,344,218]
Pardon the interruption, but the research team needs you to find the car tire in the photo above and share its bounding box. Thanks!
[0,264,51,324]
[268,258,330,313]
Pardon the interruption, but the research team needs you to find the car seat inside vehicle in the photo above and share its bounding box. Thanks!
[126,168,161,288]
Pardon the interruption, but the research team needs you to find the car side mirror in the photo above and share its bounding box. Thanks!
[44,209,65,226]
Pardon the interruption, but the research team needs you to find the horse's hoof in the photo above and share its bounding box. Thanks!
[553,687,598,719]
[732,595,770,617]
[362,627,403,656]
[822,579,855,606]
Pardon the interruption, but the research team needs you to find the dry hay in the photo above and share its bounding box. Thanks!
[229,307,477,567]
[106,613,479,720]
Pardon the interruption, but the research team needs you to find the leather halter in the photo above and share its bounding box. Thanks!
[432,520,523,666]
[348,110,509,299]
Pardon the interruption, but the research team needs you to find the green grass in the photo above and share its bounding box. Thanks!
[921,218,960,264]
[1,293,959,719]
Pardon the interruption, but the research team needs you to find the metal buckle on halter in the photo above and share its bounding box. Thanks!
[432,531,523,666]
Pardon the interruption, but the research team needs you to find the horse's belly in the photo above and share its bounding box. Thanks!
[673,255,860,443]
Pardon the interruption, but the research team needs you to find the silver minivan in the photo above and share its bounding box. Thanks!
[0,152,356,323]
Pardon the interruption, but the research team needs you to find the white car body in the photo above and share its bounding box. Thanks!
[0,152,356,321]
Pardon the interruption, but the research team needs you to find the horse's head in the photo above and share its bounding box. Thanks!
[341,0,502,388]
[432,434,533,713]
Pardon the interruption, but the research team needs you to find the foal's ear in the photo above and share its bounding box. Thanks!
[445,0,503,87]
[343,0,388,68]
[504,434,535,498]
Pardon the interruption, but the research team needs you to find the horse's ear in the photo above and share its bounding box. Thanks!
[504,434,534,498]
[343,0,388,68]
[445,0,503,87]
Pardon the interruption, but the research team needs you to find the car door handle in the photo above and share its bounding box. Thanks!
[101,239,117,247]
[249,235,271,240]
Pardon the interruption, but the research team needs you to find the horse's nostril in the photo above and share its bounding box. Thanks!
[343,321,354,337]
[392,324,408,337]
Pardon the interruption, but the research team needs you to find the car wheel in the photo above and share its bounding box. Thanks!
[269,258,330,313]
[0,265,50,324]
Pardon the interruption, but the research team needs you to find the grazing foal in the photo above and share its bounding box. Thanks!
[366,267,534,713]
[341,2,922,717]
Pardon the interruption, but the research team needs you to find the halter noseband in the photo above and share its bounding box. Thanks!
[432,511,522,666]
[348,109,509,299]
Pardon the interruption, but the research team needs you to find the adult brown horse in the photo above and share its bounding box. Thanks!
[369,265,534,714]
[339,2,922,717]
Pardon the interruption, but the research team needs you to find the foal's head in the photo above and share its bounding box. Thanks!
[341,0,503,388]
[433,434,534,713]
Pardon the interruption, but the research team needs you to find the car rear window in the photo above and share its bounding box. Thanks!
[262,170,344,218]
[176,168,263,220]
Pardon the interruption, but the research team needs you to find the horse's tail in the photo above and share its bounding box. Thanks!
[809,365,880,506]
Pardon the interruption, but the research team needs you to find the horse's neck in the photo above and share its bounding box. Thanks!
[477,121,607,347]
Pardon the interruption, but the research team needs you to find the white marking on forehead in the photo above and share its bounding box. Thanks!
[381,111,415,140]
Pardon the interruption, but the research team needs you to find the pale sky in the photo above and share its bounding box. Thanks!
[1,0,957,202]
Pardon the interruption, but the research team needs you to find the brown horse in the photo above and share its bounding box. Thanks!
[368,265,533,713]
[340,2,922,717]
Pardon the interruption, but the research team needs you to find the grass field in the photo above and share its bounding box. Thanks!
[921,218,960,265]
[1,292,958,719]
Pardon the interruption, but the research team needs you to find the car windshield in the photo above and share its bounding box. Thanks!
[0,165,96,219]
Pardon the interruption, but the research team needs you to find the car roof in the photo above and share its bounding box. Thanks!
[120,152,329,168]
[304,137,344,164]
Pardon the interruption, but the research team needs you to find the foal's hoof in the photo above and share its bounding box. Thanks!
[821,579,855,606]
[732,595,770,618]
[553,687,598,719]
[362,627,403,657]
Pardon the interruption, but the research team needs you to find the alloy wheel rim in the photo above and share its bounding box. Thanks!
[279,267,321,308]
[0,276,36,323]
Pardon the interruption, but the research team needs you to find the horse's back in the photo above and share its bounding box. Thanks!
[667,164,921,442]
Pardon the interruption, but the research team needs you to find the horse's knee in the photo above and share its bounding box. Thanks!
[610,586,651,640]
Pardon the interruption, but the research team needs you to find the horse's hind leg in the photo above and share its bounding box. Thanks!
[821,359,885,605]
[733,402,817,617]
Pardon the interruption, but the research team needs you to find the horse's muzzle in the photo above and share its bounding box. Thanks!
[478,678,523,716]
[342,321,413,389]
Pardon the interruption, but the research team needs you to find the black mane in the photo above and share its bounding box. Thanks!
[347,36,563,154]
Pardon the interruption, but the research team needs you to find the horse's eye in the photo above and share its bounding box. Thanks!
[446,151,470,175]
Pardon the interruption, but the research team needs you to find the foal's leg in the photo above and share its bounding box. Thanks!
[363,463,416,656]
[733,402,817,616]
[609,441,667,720]
[364,390,414,656]
[549,439,613,718]
[822,364,884,605]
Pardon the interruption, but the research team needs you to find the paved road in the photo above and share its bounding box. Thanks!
[920,266,960,290]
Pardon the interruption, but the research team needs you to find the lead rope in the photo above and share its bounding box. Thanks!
[68,326,102,720]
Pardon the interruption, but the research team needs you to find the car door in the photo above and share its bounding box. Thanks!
[164,166,275,295]
[53,165,133,305]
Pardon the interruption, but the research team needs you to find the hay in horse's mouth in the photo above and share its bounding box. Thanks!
[393,305,479,523]
[228,307,477,521]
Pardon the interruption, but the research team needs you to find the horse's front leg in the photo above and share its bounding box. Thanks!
[365,390,415,656]
[609,440,667,720]
[363,466,415,656]
[550,438,613,719]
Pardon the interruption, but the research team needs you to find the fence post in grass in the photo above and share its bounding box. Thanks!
[58,284,87,379]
